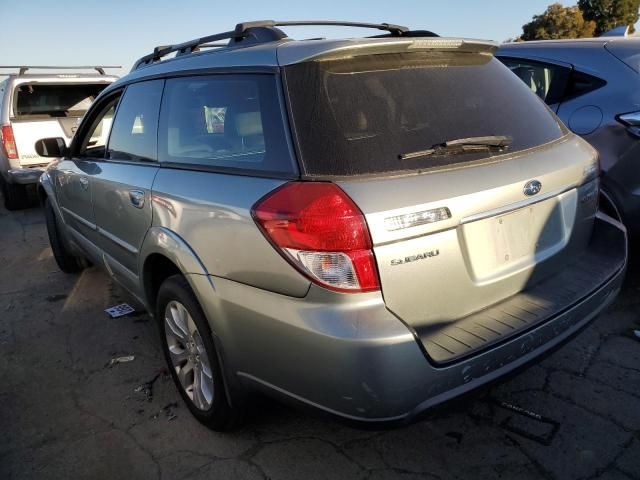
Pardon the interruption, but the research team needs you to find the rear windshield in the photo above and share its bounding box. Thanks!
[13,83,107,119]
[284,52,565,176]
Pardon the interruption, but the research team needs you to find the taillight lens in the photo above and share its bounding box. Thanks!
[617,111,640,137]
[252,182,380,293]
[1,125,18,159]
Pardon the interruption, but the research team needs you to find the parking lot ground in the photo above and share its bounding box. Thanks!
[0,198,639,480]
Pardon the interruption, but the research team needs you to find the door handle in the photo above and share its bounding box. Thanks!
[129,190,145,209]
[79,176,89,190]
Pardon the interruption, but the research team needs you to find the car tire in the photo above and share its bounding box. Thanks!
[1,177,29,210]
[156,274,243,431]
[44,197,86,273]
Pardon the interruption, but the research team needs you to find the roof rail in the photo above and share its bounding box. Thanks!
[0,65,120,75]
[234,20,409,36]
[131,29,240,71]
[131,20,430,71]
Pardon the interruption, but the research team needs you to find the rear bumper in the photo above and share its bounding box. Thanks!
[7,167,45,185]
[192,213,627,425]
[417,210,626,365]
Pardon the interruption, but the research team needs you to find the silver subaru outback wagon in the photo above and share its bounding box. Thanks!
[35,20,627,430]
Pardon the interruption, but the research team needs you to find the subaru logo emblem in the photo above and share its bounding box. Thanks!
[524,180,542,197]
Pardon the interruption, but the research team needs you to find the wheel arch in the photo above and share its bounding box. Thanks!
[139,229,243,409]
[38,172,62,215]
[139,227,210,313]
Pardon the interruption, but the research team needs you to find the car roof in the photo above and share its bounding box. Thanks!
[498,36,640,50]
[113,33,496,91]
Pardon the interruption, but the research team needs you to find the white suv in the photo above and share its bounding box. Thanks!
[0,66,118,209]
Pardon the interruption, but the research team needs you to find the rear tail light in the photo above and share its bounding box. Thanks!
[252,182,380,293]
[617,111,640,137]
[0,125,18,159]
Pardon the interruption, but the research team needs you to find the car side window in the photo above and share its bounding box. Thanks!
[157,74,295,175]
[563,70,606,101]
[499,57,570,105]
[79,96,120,159]
[107,80,164,162]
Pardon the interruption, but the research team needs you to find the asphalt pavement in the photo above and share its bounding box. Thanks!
[1,197,639,480]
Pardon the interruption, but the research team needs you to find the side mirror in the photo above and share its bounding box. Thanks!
[35,137,68,158]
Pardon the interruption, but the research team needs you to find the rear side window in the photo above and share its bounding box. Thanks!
[13,83,107,119]
[499,56,606,106]
[499,57,570,105]
[563,70,606,101]
[284,52,565,177]
[158,74,295,176]
[108,80,163,162]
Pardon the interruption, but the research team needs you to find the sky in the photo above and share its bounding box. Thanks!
[0,0,575,76]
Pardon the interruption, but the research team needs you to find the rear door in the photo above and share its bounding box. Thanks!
[91,80,163,287]
[10,82,109,165]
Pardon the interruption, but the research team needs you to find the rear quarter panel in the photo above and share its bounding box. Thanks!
[150,168,310,297]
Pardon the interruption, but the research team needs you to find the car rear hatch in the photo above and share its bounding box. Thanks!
[283,40,624,363]
[9,80,110,165]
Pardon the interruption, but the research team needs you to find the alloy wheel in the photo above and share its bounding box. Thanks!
[164,300,214,410]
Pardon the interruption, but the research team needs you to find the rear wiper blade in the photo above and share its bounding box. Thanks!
[444,135,512,148]
[399,135,512,161]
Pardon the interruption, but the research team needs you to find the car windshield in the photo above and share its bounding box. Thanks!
[284,52,565,176]
[14,83,108,118]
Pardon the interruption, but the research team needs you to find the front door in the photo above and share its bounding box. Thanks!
[55,96,120,248]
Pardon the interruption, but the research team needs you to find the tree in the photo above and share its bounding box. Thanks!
[521,3,596,40]
[578,0,640,35]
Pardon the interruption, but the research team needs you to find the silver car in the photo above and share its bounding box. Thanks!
[498,36,640,237]
[35,21,627,430]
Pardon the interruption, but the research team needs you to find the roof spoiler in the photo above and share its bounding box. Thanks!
[286,38,498,64]
[600,25,631,37]
[0,66,121,75]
